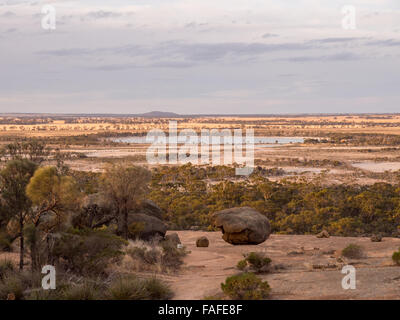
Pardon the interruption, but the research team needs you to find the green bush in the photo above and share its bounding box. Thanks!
[341,244,365,259]
[246,252,272,272]
[221,273,270,300]
[236,259,247,271]
[237,252,272,273]
[51,228,127,276]
[392,249,400,265]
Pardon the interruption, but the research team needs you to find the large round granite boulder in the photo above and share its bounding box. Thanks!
[212,207,271,245]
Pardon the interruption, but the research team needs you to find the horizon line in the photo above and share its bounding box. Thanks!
[1,112,400,118]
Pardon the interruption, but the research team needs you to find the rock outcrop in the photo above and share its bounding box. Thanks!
[212,207,271,245]
[128,213,167,241]
[135,199,164,220]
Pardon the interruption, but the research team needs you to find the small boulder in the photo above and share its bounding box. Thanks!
[316,230,330,238]
[371,235,382,242]
[212,207,270,245]
[165,233,181,246]
[196,236,209,247]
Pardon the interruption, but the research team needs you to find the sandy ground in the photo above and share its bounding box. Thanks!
[165,231,400,300]
[352,162,400,172]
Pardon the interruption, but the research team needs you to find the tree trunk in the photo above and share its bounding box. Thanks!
[30,241,37,271]
[19,215,24,271]
[123,208,129,240]
[30,227,38,271]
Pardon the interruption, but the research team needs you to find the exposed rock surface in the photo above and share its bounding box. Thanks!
[212,207,271,245]
[163,232,400,300]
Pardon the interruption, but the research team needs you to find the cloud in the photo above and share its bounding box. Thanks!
[168,42,312,62]
[37,48,94,56]
[0,11,15,17]
[89,60,196,71]
[36,41,314,67]
[3,1,400,114]
[84,10,125,20]
[184,22,208,28]
[310,37,367,44]
[281,52,362,62]
[262,33,278,38]
[366,39,400,47]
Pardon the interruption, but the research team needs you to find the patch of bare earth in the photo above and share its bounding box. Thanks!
[166,231,400,300]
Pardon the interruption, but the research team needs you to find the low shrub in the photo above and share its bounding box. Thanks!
[236,252,272,273]
[107,275,172,300]
[144,278,173,300]
[50,228,127,276]
[0,270,46,300]
[108,276,149,300]
[0,274,24,300]
[0,252,173,300]
[221,273,270,300]
[126,239,188,273]
[160,240,188,271]
[236,259,247,271]
[341,244,365,259]
[61,280,104,300]
[0,260,14,280]
[392,248,400,265]
[0,233,11,252]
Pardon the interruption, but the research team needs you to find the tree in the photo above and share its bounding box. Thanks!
[1,139,51,164]
[26,166,80,270]
[0,159,37,270]
[100,164,151,239]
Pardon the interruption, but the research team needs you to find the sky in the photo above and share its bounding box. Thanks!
[0,0,400,114]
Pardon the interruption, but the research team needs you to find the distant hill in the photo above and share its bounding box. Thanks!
[139,111,180,118]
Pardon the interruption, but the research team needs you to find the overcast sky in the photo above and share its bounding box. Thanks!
[1,0,400,114]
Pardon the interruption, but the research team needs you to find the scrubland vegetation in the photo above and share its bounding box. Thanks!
[236,252,272,274]
[2,113,400,300]
[0,141,188,300]
[220,273,271,300]
[149,164,400,236]
[341,244,365,259]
